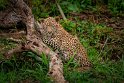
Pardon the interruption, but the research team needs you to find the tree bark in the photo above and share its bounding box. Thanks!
[0,0,66,82]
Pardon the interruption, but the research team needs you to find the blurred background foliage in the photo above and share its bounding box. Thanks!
[31,0,124,18]
[0,0,124,17]
[0,0,124,83]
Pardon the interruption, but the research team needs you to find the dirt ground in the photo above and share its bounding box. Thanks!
[69,11,124,60]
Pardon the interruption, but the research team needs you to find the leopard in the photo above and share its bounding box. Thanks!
[38,17,92,68]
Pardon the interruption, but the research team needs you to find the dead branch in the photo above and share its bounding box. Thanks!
[0,9,21,27]
[4,32,66,83]
[0,0,66,82]
[55,0,67,21]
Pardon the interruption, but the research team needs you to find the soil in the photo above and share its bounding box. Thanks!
[0,10,124,60]
[68,11,124,60]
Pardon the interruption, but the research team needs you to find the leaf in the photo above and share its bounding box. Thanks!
[61,1,70,6]
[67,4,79,12]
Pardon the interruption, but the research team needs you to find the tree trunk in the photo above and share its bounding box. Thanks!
[0,0,66,83]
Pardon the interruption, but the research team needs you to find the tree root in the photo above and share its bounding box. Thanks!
[0,0,66,82]
[4,34,66,83]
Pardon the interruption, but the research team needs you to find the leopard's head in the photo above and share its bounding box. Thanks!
[40,17,58,38]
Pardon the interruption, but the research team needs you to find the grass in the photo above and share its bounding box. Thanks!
[0,54,51,83]
[0,0,124,82]
[61,19,124,83]
[0,19,124,83]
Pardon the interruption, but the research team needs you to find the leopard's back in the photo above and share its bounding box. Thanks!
[41,17,91,67]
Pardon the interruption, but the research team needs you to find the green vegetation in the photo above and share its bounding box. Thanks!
[31,0,124,18]
[0,54,51,83]
[0,0,8,11]
[0,0,124,83]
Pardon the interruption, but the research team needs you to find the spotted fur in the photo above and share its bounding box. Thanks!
[40,17,91,67]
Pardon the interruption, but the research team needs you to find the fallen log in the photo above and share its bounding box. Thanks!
[0,0,66,82]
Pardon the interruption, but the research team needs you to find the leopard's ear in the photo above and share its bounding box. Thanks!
[45,17,56,23]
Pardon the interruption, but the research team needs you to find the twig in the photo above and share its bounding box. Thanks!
[3,45,24,59]
[55,0,67,21]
